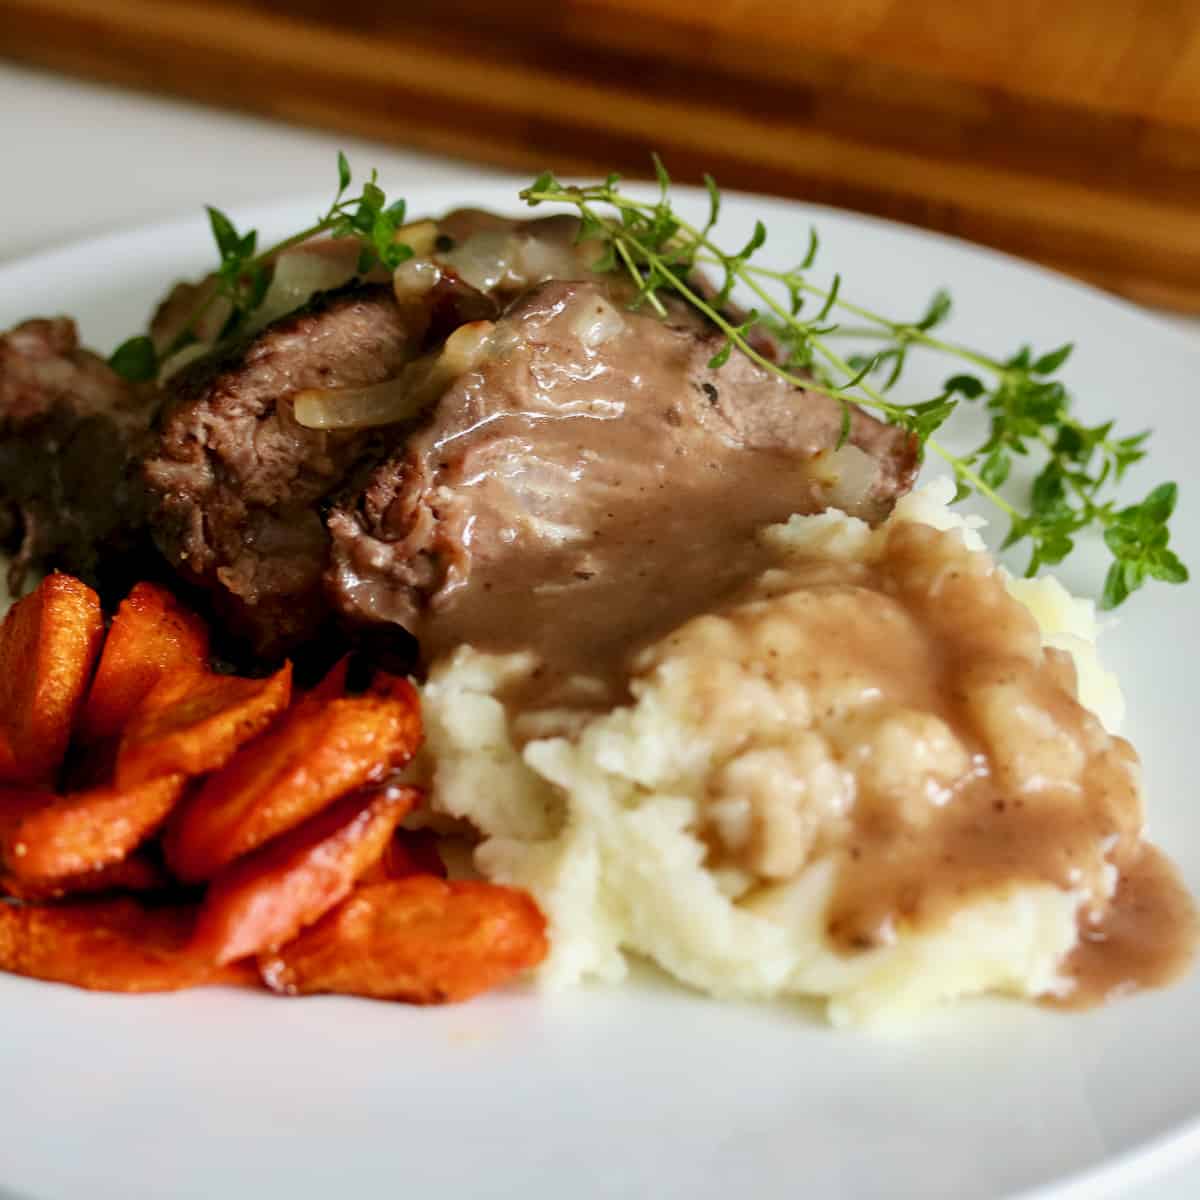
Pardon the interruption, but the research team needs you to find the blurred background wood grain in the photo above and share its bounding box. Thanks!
[2,0,1199,309]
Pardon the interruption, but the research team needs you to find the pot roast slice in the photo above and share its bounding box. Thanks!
[133,211,633,659]
[141,284,417,656]
[0,213,918,678]
[326,280,919,699]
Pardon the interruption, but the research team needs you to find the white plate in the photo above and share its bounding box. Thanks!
[0,182,1197,1200]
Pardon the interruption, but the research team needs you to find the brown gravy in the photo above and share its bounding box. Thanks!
[408,282,904,713]
[401,279,1194,1009]
[819,524,1134,951]
[1050,843,1200,1007]
[628,518,1196,1005]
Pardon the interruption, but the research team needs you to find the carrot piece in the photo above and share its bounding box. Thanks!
[164,691,422,882]
[0,736,18,782]
[0,786,56,842]
[116,663,292,788]
[2,774,186,884]
[79,583,209,743]
[193,782,420,965]
[0,574,104,786]
[0,899,257,993]
[1,850,171,901]
[258,877,548,1004]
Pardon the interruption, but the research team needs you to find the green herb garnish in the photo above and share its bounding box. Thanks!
[105,333,159,383]
[521,160,1186,608]
[108,153,411,381]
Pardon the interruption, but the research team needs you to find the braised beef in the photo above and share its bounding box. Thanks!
[1,216,918,672]
[0,318,158,596]
[141,284,416,656]
[327,280,918,699]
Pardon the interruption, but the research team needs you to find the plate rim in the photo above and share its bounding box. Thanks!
[0,177,1196,367]
[0,180,1197,1200]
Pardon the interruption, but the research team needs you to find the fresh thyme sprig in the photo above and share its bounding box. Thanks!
[108,154,412,382]
[520,161,1187,608]
[843,326,1176,601]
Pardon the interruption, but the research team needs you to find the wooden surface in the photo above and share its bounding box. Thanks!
[2,0,1200,310]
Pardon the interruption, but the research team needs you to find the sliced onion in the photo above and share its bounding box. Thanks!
[157,342,213,383]
[823,443,879,513]
[510,225,603,285]
[570,296,625,349]
[438,320,496,374]
[294,378,430,431]
[441,224,606,297]
[150,278,231,354]
[250,242,360,331]
[293,320,496,431]
[441,230,515,292]
[392,257,443,305]
[193,293,233,345]
[394,219,439,259]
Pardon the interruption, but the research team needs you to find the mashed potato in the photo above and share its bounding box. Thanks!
[418,480,1134,1026]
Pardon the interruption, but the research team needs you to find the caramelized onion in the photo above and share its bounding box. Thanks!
[293,321,496,431]
[157,342,212,383]
[824,443,879,514]
[442,230,514,293]
[438,226,606,296]
[394,220,439,259]
[252,244,360,331]
[293,379,428,431]
[510,228,604,284]
[392,258,443,305]
[149,278,231,359]
[571,296,625,349]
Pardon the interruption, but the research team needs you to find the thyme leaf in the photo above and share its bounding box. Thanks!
[519,164,1186,607]
[110,155,413,380]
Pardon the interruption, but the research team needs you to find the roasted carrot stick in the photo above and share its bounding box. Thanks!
[165,690,421,882]
[0,899,256,993]
[2,774,186,884]
[0,574,104,786]
[193,782,419,965]
[116,663,292,788]
[258,877,547,1004]
[79,582,209,743]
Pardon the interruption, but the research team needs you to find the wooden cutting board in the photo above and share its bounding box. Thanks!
[3,0,1200,310]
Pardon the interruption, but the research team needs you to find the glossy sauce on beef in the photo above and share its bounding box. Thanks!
[329,281,917,708]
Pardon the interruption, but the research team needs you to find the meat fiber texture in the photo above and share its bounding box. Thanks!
[414,480,1126,1028]
[142,285,413,656]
